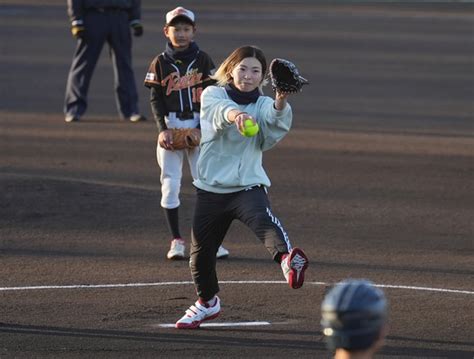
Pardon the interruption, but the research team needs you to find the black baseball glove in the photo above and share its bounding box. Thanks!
[130,21,144,37]
[269,58,309,94]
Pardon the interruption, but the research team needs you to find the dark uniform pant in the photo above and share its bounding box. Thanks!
[190,186,292,301]
[64,9,139,118]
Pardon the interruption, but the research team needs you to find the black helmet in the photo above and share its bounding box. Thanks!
[321,279,387,351]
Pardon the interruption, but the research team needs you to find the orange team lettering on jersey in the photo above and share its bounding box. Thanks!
[162,69,204,96]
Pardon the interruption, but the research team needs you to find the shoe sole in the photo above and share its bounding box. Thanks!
[175,311,220,329]
[129,116,146,122]
[167,254,186,260]
[287,248,309,289]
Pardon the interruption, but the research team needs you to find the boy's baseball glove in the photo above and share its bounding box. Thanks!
[269,58,309,94]
[170,128,201,150]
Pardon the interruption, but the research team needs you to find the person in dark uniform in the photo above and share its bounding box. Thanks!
[64,0,146,123]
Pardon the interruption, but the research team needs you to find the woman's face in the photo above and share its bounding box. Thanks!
[230,57,263,92]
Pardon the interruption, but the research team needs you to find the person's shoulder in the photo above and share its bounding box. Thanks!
[202,85,225,97]
[197,49,211,57]
[203,85,223,94]
[197,50,213,61]
[257,93,274,105]
[148,52,165,65]
[156,52,167,61]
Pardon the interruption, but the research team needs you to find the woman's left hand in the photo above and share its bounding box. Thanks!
[274,91,290,110]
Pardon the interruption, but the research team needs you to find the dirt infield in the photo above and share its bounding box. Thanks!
[1,1,473,358]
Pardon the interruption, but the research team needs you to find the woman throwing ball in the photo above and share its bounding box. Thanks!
[176,45,309,329]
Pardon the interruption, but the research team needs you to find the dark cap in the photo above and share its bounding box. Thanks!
[321,279,388,351]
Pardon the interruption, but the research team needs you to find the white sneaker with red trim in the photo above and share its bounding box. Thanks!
[175,296,221,329]
[281,248,309,289]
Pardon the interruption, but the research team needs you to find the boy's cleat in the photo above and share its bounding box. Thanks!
[65,115,80,123]
[167,238,185,260]
[175,296,221,329]
[216,245,229,259]
[129,114,147,122]
[281,247,308,289]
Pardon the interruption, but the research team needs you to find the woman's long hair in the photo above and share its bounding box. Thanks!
[212,45,268,90]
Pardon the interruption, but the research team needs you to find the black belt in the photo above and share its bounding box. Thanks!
[176,111,194,120]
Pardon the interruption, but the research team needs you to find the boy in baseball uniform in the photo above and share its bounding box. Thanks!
[144,7,229,260]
